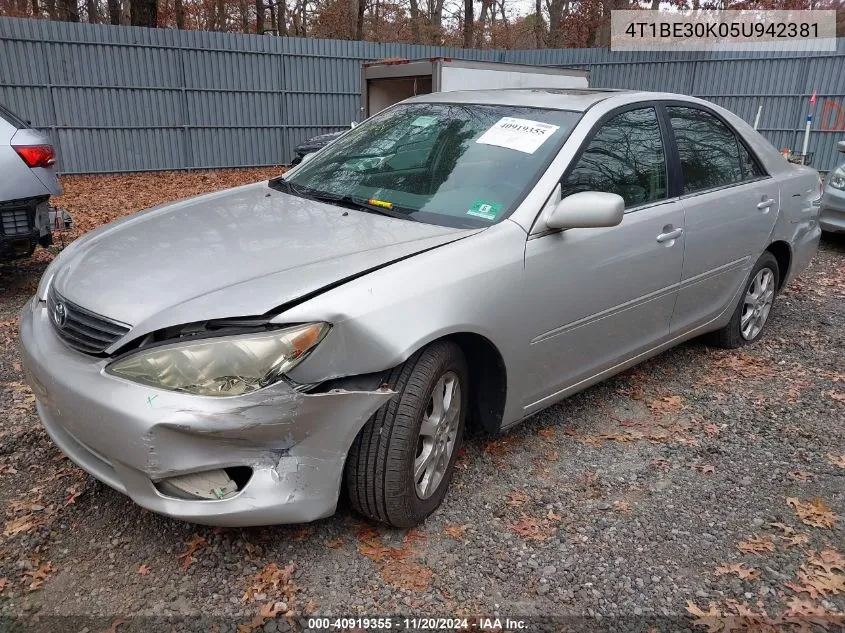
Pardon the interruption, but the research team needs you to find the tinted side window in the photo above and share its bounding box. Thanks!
[560,107,667,208]
[739,142,764,179]
[667,106,744,193]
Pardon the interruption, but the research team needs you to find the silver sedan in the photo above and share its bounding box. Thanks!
[19,89,821,527]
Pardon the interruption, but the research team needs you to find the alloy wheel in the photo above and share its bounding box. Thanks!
[414,371,461,499]
[741,267,775,341]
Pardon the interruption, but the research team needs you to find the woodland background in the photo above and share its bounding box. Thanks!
[0,0,843,52]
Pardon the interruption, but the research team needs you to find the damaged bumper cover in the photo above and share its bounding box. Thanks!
[19,298,394,526]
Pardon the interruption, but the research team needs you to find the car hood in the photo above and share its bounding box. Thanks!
[51,181,475,339]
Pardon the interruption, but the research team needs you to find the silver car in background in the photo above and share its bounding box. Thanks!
[19,89,821,528]
[819,140,845,233]
[0,103,69,260]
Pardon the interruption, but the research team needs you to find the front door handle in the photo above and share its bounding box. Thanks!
[656,227,683,243]
[757,198,775,210]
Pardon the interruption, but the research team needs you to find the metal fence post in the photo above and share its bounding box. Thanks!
[177,34,193,171]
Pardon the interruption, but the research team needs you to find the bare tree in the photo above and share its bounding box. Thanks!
[174,0,184,27]
[534,0,544,46]
[355,0,365,39]
[130,0,157,26]
[58,0,79,21]
[462,0,473,46]
[85,0,98,21]
[106,0,120,23]
[256,0,264,32]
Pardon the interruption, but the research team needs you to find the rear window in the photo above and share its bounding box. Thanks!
[0,104,31,129]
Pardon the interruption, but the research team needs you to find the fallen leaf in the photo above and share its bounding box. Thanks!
[24,561,55,591]
[693,464,716,475]
[137,564,151,576]
[103,619,125,633]
[380,558,433,591]
[788,470,811,482]
[828,454,845,469]
[537,428,556,439]
[176,534,207,571]
[685,600,724,633]
[647,394,684,415]
[0,577,7,593]
[241,563,295,603]
[324,538,344,549]
[0,464,18,475]
[443,524,471,540]
[737,535,775,554]
[703,423,721,436]
[650,458,671,471]
[505,490,530,507]
[508,514,555,541]
[715,563,760,581]
[613,500,632,513]
[787,497,838,529]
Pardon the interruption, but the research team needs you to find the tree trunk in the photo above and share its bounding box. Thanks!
[355,0,365,39]
[59,0,80,21]
[130,0,156,26]
[462,0,473,47]
[86,0,98,21]
[174,0,184,27]
[431,0,444,29]
[277,0,287,35]
[255,0,264,32]
[475,0,490,47]
[215,0,226,29]
[547,0,564,47]
[534,0,543,47]
[31,0,40,16]
[240,0,249,31]
[107,0,120,23]
[409,0,421,42]
[44,0,57,18]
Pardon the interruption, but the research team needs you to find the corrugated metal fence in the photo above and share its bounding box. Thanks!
[1,17,844,174]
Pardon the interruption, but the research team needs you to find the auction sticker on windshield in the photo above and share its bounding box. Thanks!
[476,117,560,154]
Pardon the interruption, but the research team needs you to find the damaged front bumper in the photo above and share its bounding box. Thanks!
[19,297,394,526]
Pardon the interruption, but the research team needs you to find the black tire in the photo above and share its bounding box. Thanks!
[345,341,468,528]
[708,251,780,349]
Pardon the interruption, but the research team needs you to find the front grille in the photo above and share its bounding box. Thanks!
[1,208,32,236]
[46,287,131,355]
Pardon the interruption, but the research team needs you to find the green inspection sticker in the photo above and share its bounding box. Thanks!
[466,200,502,221]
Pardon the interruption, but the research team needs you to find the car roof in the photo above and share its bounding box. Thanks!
[406,88,696,112]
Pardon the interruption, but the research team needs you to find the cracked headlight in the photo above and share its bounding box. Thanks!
[106,323,329,396]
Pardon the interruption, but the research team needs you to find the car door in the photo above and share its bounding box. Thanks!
[664,104,778,334]
[522,105,685,411]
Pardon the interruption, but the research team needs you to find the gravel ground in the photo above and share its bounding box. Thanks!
[0,171,843,633]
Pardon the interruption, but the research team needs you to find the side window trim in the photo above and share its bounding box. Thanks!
[555,101,670,212]
[660,100,771,198]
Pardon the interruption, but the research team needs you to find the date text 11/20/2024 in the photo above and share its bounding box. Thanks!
[307,617,529,630]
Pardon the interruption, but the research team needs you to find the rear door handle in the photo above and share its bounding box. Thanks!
[656,227,683,243]
[757,198,775,210]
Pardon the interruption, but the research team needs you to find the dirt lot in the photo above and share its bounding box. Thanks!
[0,170,844,633]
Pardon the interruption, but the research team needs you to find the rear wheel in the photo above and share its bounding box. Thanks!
[345,341,468,527]
[708,251,779,349]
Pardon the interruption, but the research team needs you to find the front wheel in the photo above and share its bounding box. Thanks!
[708,251,779,349]
[345,341,468,528]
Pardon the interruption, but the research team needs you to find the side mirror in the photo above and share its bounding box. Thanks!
[300,151,318,165]
[546,191,625,230]
[838,140,845,153]
[350,121,358,129]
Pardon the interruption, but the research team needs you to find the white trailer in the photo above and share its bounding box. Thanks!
[360,58,590,118]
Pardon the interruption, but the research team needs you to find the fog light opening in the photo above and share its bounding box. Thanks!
[155,467,253,501]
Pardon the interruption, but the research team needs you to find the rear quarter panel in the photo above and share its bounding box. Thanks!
[770,164,821,286]
[0,123,57,201]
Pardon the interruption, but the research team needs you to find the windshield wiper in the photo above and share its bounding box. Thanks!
[313,193,419,222]
[270,179,417,221]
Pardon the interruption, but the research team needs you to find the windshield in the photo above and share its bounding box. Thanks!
[282,102,580,228]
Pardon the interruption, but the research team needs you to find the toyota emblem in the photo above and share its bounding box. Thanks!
[53,301,68,328]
